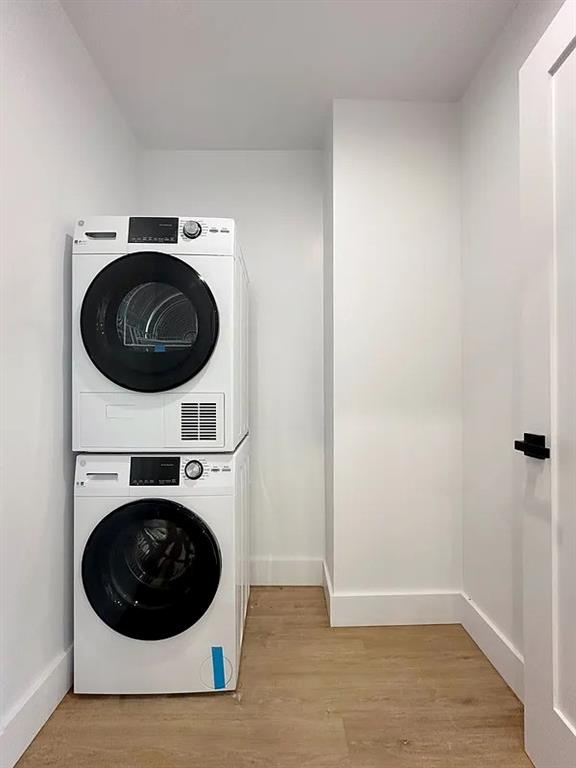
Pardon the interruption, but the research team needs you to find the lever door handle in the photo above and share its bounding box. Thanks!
[514,433,550,460]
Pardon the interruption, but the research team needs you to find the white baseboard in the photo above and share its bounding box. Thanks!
[460,593,524,701]
[330,590,462,626]
[0,646,72,768]
[251,557,323,585]
[322,563,460,626]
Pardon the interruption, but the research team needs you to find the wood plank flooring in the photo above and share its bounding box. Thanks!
[17,587,532,768]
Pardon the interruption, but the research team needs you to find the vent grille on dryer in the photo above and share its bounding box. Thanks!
[181,402,218,441]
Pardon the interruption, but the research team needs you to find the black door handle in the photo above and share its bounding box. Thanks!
[514,433,550,460]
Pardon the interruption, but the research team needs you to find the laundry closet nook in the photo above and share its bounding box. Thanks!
[1,1,574,767]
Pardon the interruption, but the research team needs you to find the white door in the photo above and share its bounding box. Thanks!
[519,2,576,766]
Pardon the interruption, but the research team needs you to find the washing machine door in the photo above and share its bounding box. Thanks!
[82,499,221,640]
[80,252,219,392]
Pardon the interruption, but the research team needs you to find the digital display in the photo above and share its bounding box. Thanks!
[128,217,179,244]
[130,457,181,486]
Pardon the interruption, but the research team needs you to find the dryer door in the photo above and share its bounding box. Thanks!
[80,252,219,392]
[82,499,221,640]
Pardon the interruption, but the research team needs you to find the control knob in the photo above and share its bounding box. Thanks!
[184,460,204,480]
[182,220,202,239]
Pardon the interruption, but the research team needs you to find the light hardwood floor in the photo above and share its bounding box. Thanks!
[17,587,532,767]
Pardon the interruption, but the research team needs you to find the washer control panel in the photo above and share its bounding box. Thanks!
[126,456,232,487]
[75,454,234,496]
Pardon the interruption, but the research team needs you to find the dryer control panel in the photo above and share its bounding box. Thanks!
[73,216,236,257]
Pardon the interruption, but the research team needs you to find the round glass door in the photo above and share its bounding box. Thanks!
[82,499,221,640]
[81,252,219,392]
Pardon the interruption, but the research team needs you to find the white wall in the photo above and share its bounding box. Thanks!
[325,100,462,620]
[460,0,563,661]
[0,2,137,765]
[136,150,325,585]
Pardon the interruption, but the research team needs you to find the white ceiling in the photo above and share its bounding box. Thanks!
[62,0,518,150]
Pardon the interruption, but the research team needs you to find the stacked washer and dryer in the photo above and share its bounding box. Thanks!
[72,216,249,694]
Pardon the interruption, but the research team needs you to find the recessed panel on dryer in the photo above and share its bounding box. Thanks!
[128,217,179,244]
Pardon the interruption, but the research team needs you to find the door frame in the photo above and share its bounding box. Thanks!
[519,2,576,765]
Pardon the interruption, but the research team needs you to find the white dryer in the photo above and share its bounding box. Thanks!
[74,439,250,694]
[72,216,249,453]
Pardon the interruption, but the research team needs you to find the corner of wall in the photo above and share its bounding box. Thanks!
[460,594,524,700]
[322,101,335,587]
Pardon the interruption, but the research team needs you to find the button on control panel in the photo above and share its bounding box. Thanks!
[182,220,202,239]
[184,460,203,480]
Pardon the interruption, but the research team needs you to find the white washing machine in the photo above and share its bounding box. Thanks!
[73,439,250,694]
[72,216,249,453]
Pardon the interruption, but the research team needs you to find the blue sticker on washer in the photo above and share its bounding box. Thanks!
[211,646,225,689]
[153,344,166,352]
